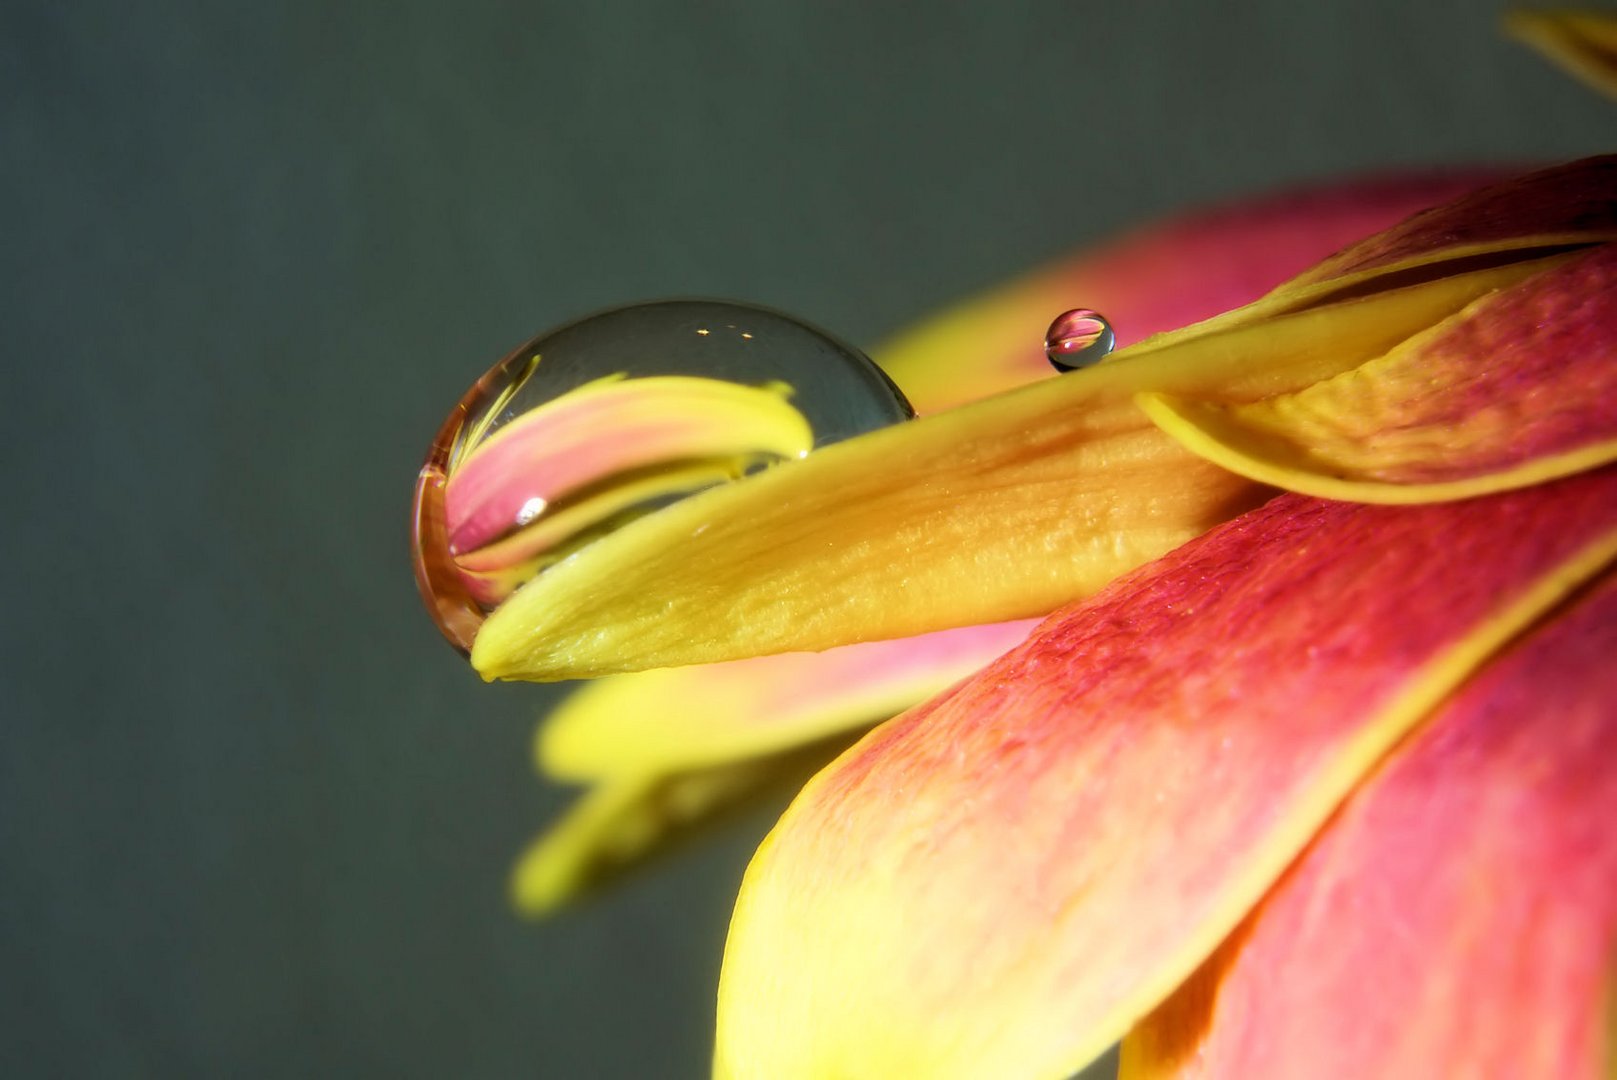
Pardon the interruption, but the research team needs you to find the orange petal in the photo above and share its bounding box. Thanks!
[876,173,1507,413]
[715,469,1617,1080]
[541,620,1038,780]
[1123,569,1617,1080]
[1140,243,1617,502]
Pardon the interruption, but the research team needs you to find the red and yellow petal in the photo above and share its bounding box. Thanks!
[1140,244,1617,502]
[714,470,1617,1080]
[1123,570,1617,1080]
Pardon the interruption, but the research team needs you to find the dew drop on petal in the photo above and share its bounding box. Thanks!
[1044,308,1116,371]
[411,299,913,655]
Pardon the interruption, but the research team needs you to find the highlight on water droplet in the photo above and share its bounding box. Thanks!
[411,299,914,655]
[1044,308,1116,371]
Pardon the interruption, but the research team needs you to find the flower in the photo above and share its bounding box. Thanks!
[503,166,1504,914]
[429,14,1617,1078]
[701,153,1617,1077]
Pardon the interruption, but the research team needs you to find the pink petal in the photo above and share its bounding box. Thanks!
[1124,570,1617,1079]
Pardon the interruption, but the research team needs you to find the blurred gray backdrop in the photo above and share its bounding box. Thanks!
[3,2,1610,1077]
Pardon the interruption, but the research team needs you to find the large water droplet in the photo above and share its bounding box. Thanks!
[412,299,913,654]
[1044,308,1116,371]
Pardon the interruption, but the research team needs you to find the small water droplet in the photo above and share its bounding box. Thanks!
[514,497,547,527]
[412,299,913,655]
[1044,308,1115,371]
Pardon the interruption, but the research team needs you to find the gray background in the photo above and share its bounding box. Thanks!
[4,2,1611,1077]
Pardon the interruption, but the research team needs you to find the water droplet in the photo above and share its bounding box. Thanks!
[1044,308,1115,371]
[412,299,913,654]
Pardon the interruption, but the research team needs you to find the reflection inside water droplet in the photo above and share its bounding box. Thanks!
[1044,308,1116,371]
[411,299,914,655]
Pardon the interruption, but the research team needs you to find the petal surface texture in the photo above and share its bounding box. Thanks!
[1122,570,1617,1080]
[714,469,1617,1080]
[1140,243,1617,502]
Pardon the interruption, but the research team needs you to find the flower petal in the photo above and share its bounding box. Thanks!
[473,258,1542,680]
[1508,9,1617,101]
[714,469,1617,1080]
[1122,570,1617,1080]
[541,620,1038,781]
[1269,156,1617,301]
[876,174,1506,413]
[1139,245,1617,502]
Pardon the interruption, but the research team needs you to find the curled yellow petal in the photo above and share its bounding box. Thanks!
[1139,245,1617,503]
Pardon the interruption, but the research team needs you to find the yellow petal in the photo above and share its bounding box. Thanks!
[473,258,1549,680]
[541,620,1037,780]
[1139,245,1617,503]
[714,470,1617,1080]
